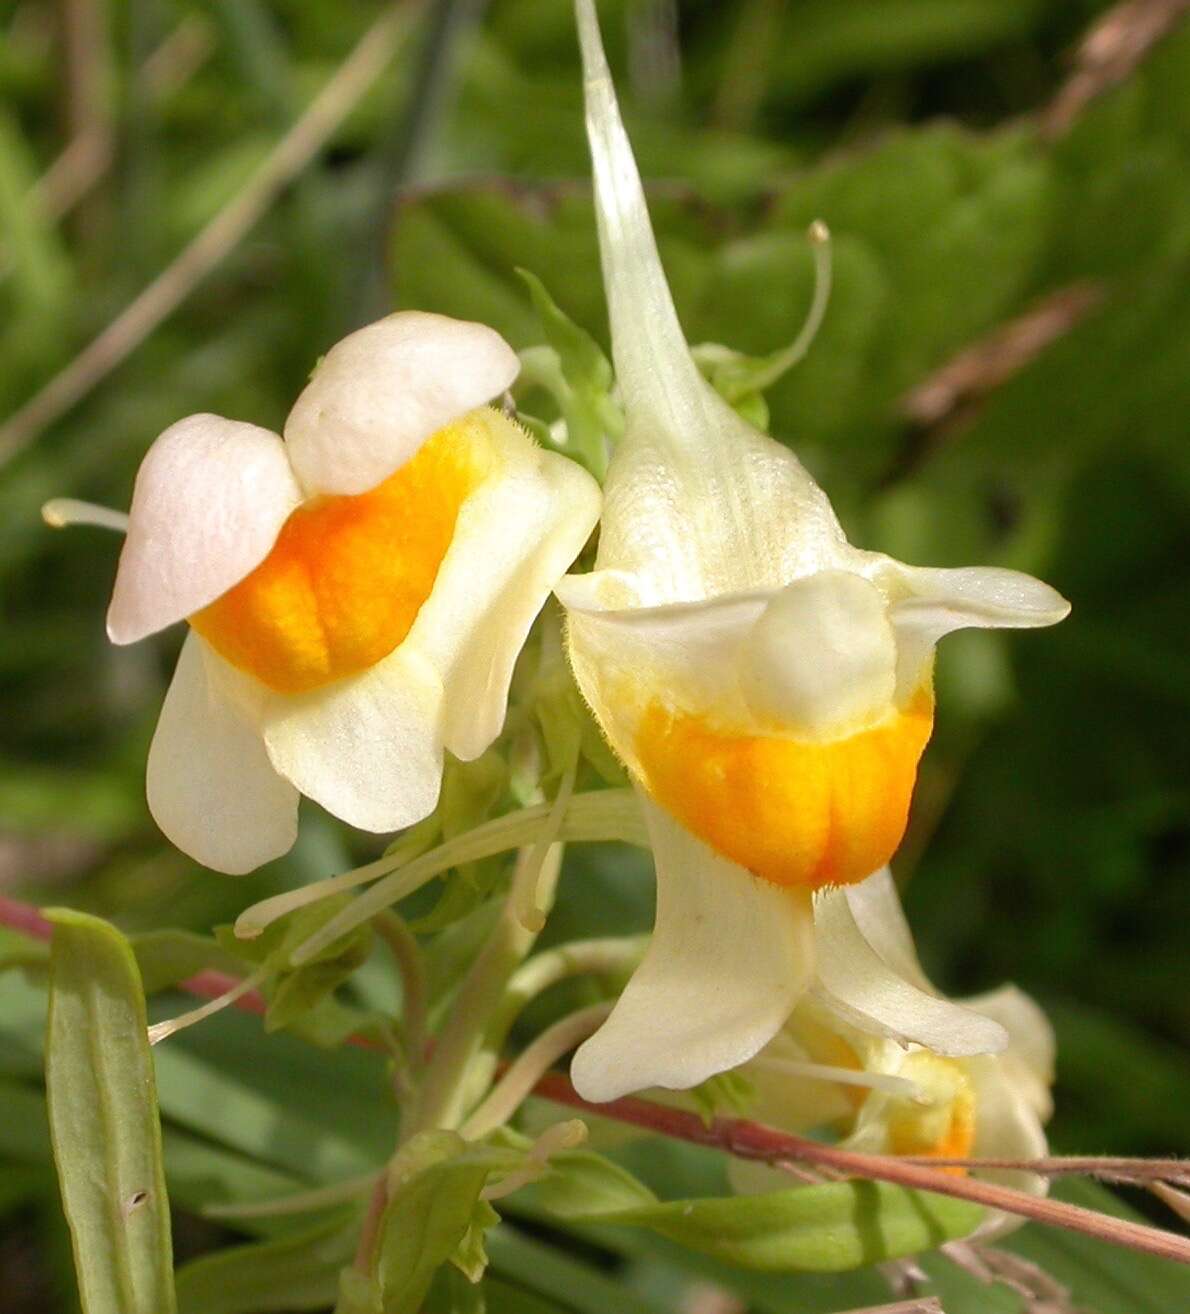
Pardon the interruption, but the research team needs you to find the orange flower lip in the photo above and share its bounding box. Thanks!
[191,416,493,694]
[635,689,934,889]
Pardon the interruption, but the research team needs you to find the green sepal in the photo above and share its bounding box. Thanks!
[214,896,373,1035]
[376,1131,496,1313]
[411,754,511,934]
[687,1070,757,1125]
[515,267,622,477]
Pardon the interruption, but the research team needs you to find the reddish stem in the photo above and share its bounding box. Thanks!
[531,1071,1190,1266]
[4,893,1189,1264]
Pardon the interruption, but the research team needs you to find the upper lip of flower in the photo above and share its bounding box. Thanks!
[106,311,520,647]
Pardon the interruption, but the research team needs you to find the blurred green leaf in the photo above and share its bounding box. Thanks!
[376,1131,493,1313]
[45,909,176,1314]
[175,1215,357,1314]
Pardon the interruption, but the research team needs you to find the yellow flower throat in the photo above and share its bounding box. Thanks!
[636,690,934,889]
[191,414,493,694]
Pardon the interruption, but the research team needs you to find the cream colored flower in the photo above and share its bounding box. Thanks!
[561,0,1068,1101]
[736,872,1054,1233]
[108,312,600,874]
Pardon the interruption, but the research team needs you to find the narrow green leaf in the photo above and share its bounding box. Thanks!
[1004,1179,1190,1314]
[487,1226,670,1314]
[531,1147,658,1217]
[377,1131,492,1313]
[516,267,612,392]
[175,1215,357,1314]
[553,1179,982,1272]
[45,908,176,1314]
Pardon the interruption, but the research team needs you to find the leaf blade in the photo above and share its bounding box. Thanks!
[45,908,176,1314]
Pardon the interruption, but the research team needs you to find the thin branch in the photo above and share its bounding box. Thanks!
[352,0,489,326]
[887,281,1104,481]
[354,1171,389,1274]
[373,909,427,1066]
[0,2,417,469]
[530,1071,1190,1267]
[895,1154,1190,1188]
[1041,0,1190,140]
[460,1002,611,1140]
[842,1302,944,1314]
[4,892,1188,1266]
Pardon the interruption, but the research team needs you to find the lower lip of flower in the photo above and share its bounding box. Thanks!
[190,411,495,694]
[634,688,934,888]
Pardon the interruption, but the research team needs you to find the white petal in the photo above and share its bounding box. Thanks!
[570,796,814,1102]
[740,571,896,734]
[283,312,520,496]
[888,563,1070,695]
[146,634,298,874]
[575,0,847,598]
[965,1053,1050,1233]
[407,413,601,760]
[892,565,1071,634]
[256,644,445,834]
[813,887,1008,1057]
[108,415,302,644]
[961,983,1055,1121]
[559,587,771,773]
[842,867,932,991]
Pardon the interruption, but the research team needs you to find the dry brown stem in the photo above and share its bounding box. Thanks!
[0,3,416,469]
[1042,0,1190,140]
[899,282,1103,426]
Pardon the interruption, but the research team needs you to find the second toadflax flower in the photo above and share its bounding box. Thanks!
[560,0,1069,1102]
[108,312,600,874]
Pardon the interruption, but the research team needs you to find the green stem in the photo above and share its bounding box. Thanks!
[373,910,427,1070]
[406,841,564,1135]
[485,935,646,1059]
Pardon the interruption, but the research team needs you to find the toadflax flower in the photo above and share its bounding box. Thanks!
[560,0,1069,1101]
[735,872,1054,1232]
[106,312,600,874]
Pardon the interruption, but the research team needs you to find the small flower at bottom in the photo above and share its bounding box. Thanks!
[734,886,1054,1237]
[106,312,600,874]
[559,0,1068,1102]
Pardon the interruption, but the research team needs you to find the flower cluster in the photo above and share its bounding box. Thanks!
[59,0,1069,1239]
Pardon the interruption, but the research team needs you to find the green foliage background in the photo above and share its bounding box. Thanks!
[1,0,1188,1310]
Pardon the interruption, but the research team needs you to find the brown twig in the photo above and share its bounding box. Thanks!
[4,892,1188,1265]
[353,1170,389,1273]
[530,1071,1190,1267]
[843,1302,944,1314]
[1041,0,1190,141]
[0,3,417,469]
[888,281,1104,480]
[893,1154,1190,1188]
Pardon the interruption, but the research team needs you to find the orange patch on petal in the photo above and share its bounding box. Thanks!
[635,691,933,889]
[191,415,493,694]
[887,1054,976,1175]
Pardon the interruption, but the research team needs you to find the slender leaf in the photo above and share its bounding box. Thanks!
[175,1215,358,1314]
[45,909,176,1314]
